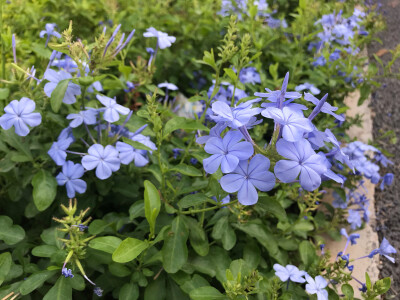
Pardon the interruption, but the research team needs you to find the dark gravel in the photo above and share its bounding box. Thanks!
[367,0,400,297]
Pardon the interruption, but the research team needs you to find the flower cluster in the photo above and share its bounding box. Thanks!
[198,72,352,205]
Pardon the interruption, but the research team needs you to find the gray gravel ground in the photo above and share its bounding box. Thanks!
[367,0,400,297]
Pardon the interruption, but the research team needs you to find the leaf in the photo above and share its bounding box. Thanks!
[119,283,139,300]
[299,241,316,268]
[19,270,57,295]
[177,193,211,209]
[341,284,354,299]
[122,137,154,151]
[0,88,10,100]
[88,219,110,235]
[43,276,72,300]
[257,196,288,221]
[171,164,203,177]
[163,117,209,138]
[32,245,58,258]
[162,216,189,273]
[234,222,286,264]
[144,275,166,300]
[31,170,57,211]
[184,216,209,256]
[50,79,71,113]
[365,272,372,290]
[0,252,12,286]
[180,274,210,294]
[211,216,236,250]
[358,83,371,106]
[0,215,25,245]
[223,68,238,82]
[189,286,226,300]
[2,130,33,160]
[89,236,122,254]
[144,180,161,238]
[112,238,149,263]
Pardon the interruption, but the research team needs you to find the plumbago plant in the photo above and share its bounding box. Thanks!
[0,1,398,300]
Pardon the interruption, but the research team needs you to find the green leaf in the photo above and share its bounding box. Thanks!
[2,130,33,160]
[0,215,25,245]
[171,164,203,177]
[257,196,287,221]
[50,79,72,113]
[119,283,139,300]
[196,49,217,70]
[144,180,161,238]
[31,170,57,211]
[292,219,314,238]
[184,216,209,256]
[43,276,72,300]
[88,219,110,235]
[189,286,226,300]
[212,216,236,251]
[178,193,211,209]
[144,275,166,300]
[163,117,209,138]
[129,202,145,220]
[180,274,210,294]
[358,83,371,106]
[341,284,354,299]
[162,216,189,273]
[0,88,10,100]
[122,137,154,151]
[0,252,12,286]
[89,236,122,254]
[20,270,57,295]
[32,245,58,258]
[373,277,391,294]
[365,272,372,290]
[299,241,316,268]
[223,68,238,82]
[112,238,149,263]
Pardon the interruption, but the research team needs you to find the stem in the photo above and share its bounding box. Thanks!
[80,86,87,110]
[0,0,5,87]
[266,124,281,153]
[180,200,238,214]
[179,135,196,164]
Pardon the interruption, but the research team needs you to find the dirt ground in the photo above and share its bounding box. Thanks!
[367,0,400,297]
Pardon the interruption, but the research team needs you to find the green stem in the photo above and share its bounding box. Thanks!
[266,124,281,154]
[0,0,5,87]
[179,135,195,164]
[180,200,238,215]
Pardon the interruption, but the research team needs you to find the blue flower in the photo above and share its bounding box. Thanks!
[210,100,261,129]
[44,70,81,104]
[130,134,157,151]
[274,139,327,191]
[48,138,74,166]
[347,209,362,230]
[158,82,178,91]
[40,23,61,47]
[340,228,360,245]
[295,83,320,95]
[196,122,227,144]
[94,286,103,297]
[304,93,345,121]
[61,268,74,278]
[124,81,136,93]
[96,95,130,123]
[312,56,326,67]
[66,109,97,128]
[82,144,120,180]
[116,142,149,167]
[203,130,254,174]
[239,67,261,85]
[56,161,87,198]
[380,173,394,190]
[262,106,313,142]
[143,27,176,49]
[255,72,301,106]
[0,97,42,136]
[273,264,306,283]
[368,238,397,263]
[220,154,275,205]
[305,275,328,300]
[329,49,341,62]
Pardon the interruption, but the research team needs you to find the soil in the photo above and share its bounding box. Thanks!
[367,0,400,297]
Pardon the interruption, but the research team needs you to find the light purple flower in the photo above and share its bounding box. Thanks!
[261,106,313,142]
[40,23,61,47]
[82,144,120,180]
[44,70,81,104]
[347,209,362,230]
[203,130,253,174]
[158,82,178,90]
[56,161,87,198]
[66,109,97,128]
[0,97,42,136]
[220,154,275,205]
[130,134,157,151]
[305,275,328,300]
[380,173,394,190]
[210,100,261,129]
[48,137,74,166]
[116,142,149,167]
[274,139,327,191]
[304,93,345,121]
[295,83,320,95]
[96,95,130,123]
[273,264,306,283]
[368,238,397,263]
[143,27,176,49]
[239,67,261,85]
[196,122,227,145]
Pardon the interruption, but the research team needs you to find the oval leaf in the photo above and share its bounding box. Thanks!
[112,238,149,263]
[144,180,161,238]
[89,236,122,254]
[32,170,57,212]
